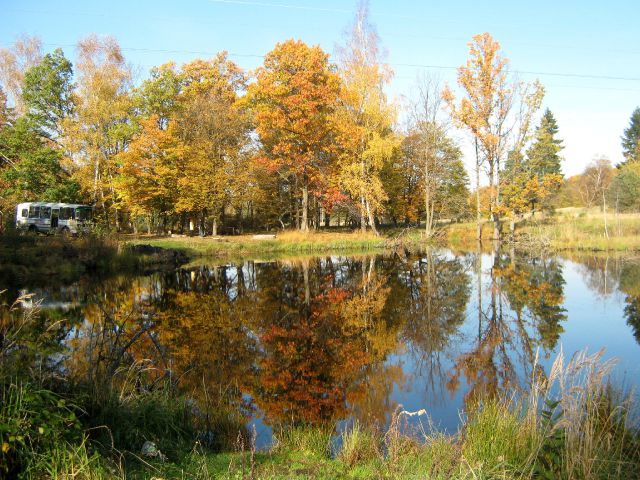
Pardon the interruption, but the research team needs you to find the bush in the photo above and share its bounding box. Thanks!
[0,382,83,478]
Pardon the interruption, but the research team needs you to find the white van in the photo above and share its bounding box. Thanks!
[15,202,93,235]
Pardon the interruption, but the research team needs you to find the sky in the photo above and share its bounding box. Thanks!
[2,0,640,178]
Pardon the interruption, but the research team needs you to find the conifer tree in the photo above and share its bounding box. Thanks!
[621,107,640,165]
[526,108,563,179]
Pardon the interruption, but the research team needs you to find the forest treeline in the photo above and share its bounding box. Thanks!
[1,5,639,239]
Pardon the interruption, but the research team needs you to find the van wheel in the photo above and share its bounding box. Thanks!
[28,225,38,235]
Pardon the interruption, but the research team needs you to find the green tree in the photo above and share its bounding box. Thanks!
[526,108,563,179]
[607,163,640,212]
[0,117,80,216]
[21,48,74,138]
[135,62,181,130]
[621,107,640,165]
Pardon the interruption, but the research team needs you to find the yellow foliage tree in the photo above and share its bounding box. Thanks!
[335,1,398,235]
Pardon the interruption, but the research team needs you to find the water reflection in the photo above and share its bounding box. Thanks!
[7,249,640,442]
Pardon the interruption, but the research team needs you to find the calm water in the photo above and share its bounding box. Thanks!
[9,249,640,447]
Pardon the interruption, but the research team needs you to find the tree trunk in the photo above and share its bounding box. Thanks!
[425,178,432,237]
[603,191,609,239]
[199,208,207,236]
[212,216,218,236]
[301,179,309,232]
[366,198,378,236]
[360,190,367,233]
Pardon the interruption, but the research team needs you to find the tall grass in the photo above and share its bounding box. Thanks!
[329,349,639,480]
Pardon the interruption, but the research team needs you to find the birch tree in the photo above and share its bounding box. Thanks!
[335,1,398,235]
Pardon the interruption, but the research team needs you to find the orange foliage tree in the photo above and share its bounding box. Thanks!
[246,40,341,232]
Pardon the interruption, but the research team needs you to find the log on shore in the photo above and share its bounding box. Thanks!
[252,234,277,240]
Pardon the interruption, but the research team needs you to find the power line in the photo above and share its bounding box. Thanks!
[5,7,640,57]
[208,0,352,14]
[3,39,640,83]
[392,62,640,82]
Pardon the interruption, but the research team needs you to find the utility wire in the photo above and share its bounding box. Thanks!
[21,42,640,83]
[4,7,640,56]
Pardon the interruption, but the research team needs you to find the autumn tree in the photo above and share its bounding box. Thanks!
[621,107,640,165]
[62,35,135,229]
[174,54,250,235]
[579,157,614,208]
[0,36,43,115]
[444,33,515,241]
[114,116,183,233]
[335,1,398,235]
[247,40,340,232]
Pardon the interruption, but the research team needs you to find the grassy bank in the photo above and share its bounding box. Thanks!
[120,352,640,479]
[446,209,640,252]
[0,231,187,289]
[2,298,638,480]
[126,230,412,258]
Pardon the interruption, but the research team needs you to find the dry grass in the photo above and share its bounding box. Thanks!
[127,230,396,257]
[445,209,640,252]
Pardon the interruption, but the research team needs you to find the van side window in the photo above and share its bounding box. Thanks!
[60,207,75,220]
[40,207,51,219]
[29,206,40,218]
[21,209,28,217]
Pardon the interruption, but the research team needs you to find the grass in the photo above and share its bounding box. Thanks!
[3,316,638,480]
[126,230,396,258]
[445,208,640,252]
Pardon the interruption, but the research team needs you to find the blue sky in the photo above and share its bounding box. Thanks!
[3,0,640,177]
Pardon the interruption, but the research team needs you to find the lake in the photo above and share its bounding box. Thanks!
[9,248,640,448]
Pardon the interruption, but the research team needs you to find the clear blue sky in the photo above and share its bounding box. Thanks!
[3,0,640,176]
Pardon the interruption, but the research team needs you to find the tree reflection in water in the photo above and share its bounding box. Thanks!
[572,254,640,346]
[448,248,567,407]
[26,248,635,436]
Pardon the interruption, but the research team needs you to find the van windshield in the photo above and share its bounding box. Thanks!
[76,207,92,221]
